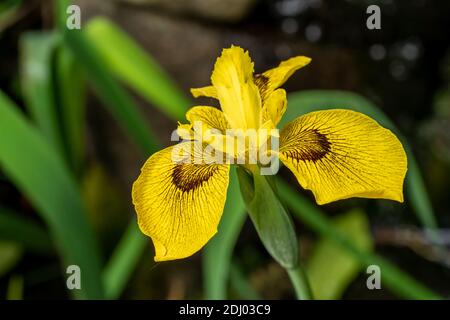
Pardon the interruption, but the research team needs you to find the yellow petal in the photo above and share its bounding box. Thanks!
[211,45,261,129]
[255,56,311,101]
[132,142,230,261]
[261,89,287,126]
[176,123,194,140]
[186,106,228,132]
[190,86,218,99]
[279,109,407,205]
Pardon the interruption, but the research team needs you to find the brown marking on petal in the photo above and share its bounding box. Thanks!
[281,129,332,162]
[172,164,219,192]
[254,74,270,101]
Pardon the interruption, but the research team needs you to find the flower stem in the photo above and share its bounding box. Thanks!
[286,265,313,300]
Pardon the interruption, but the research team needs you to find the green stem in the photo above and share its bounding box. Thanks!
[286,265,313,300]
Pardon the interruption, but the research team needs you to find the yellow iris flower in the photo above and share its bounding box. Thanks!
[132,45,407,262]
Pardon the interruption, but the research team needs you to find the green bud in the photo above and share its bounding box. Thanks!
[236,166,298,269]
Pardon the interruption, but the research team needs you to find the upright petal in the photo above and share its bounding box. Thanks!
[255,56,311,101]
[186,106,229,133]
[132,142,230,261]
[278,109,407,205]
[261,89,287,126]
[211,46,261,129]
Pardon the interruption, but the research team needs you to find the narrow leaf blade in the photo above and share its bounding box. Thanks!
[0,91,104,299]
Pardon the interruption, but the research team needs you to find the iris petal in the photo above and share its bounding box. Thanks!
[278,109,407,205]
[211,46,261,129]
[132,142,230,261]
[255,56,311,101]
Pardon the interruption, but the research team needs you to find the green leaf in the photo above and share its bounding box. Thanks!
[6,274,24,300]
[307,209,373,300]
[60,27,161,297]
[62,29,158,154]
[277,179,440,299]
[0,91,104,299]
[0,0,23,32]
[102,221,147,299]
[54,0,69,31]
[84,18,190,120]
[0,0,22,14]
[237,167,298,269]
[0,207,52,255]
[203,167,247,299]
[229,262,262,300]
[0,241,22,278]
[54,45,87,174]
[283,90,437,231]
[20,32,64,154]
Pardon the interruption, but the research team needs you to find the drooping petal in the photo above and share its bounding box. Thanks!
[186,106,229,133]
[132,142,230,261]
[211,45,261,129]
[255,56,311,101]
[278,109,407,205]
[190,86,218,99]
[261,89,287,126]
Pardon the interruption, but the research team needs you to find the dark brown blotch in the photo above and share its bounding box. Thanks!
[172,164,219,192]
[254,74,269,88]
[254,74,270,99]
[284,129,332,162]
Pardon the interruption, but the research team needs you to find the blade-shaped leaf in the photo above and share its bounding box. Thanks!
[54,45,86,174]
[0,91,104,299]
[0,207,52,255]
[20,32,63,153]
[84,18,190,120]
[203,167,246,299]
[229,262,262,300]
[277,178,440,299]
[307,209,373,299]
[102,221,147,299]
[62,29,159,154]
[0,241,22,278]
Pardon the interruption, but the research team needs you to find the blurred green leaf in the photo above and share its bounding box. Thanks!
[0,208,52,255]
[55,45,87,174]
[0,241,22,278]
[84,18,190,120]
[307,209,373,300]
[277,179,440,299]
[103,221,147,299]
[20,32,64,154]
[0,0,22,14]
[60,27,160,297]
[6,274,24,300]
[62,29,158,154]
[229,262,262,300]
[0,0,23,32]
[203,167,246,299]
[283,90,438,231]
[0,91,104,299]
[54,0,68,31]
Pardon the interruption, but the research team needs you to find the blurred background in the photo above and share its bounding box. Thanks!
[0,0,449,300]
